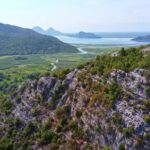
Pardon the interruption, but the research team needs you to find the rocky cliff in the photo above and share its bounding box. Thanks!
[0,47,150,150]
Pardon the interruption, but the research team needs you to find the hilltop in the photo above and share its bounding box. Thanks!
[0,23,77,55]
[0,46,149,150]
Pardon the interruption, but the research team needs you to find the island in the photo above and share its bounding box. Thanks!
[68,31,101,39]
[132,35,150,42]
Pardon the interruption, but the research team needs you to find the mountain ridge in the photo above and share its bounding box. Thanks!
[0,23,77,55]
[32,26,63,36]
[32,27,102,39]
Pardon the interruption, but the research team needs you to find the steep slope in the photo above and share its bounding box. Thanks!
[0,23,77,55]
[0,47,150,150]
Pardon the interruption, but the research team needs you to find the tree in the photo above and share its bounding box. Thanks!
[120,48,126,56]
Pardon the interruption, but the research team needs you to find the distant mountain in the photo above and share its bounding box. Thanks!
[96,32,150,38]
[0,23,77,55]
[32,26,46,35]
[132,35,150,42]
[46,27,63,36]
[33,28,102,39]
[68,31,101,39]
[32,26,63,36]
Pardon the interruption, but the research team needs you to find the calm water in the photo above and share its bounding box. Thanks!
[56,35,150,47]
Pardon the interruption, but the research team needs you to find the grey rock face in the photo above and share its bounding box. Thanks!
[6,68,150,149]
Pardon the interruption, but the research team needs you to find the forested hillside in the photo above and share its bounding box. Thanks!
[0,23,77,55]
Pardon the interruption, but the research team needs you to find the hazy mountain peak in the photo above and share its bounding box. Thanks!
[46,27,63,35]
[32,26,63,36]
[32,26,46,35]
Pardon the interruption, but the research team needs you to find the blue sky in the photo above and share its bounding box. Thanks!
[0,0,150,32]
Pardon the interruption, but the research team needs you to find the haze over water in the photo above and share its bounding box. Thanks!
[56,35,150,47]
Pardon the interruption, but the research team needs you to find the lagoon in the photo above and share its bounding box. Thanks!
[56,35,150,47]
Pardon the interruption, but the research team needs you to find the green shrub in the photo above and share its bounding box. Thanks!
[56,124,63,133]
[37,94,43,103]
[145,88,150,97]
[77,64,84,69]
[23,122,37,137]
[122,127,134,137]
[105,81,122,108]
[144,115,150,123]
[52,68,70,80]
[106,81,122,102]
[102,146,111,150]
[119,144,125,150]
[55,105,71,119]
[0,98,13,114]
[14,118,24,129]
[44,119,52,130]
[0,137,13,150]
[40,130,58,145]
[73,128,84,139]
[68,120,78,131]
[15,96,21,103]
[95,124,101,133]
[112,112,122,125]
[144,101,150,110]
[31,108,40,117]
[27,73,40,80]
[76,110,82,118]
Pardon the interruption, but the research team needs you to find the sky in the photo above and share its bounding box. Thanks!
[0,0,150,32]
